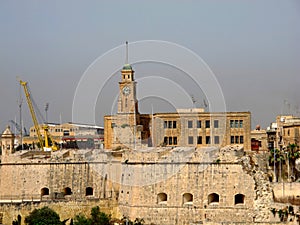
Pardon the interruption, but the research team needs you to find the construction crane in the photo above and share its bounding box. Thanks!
[19,79,58,151]
[9,120,28,136]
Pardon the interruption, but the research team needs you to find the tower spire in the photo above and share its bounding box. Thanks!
[125,41,128,65]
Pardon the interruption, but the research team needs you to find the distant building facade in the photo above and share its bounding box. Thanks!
[251,126,268,151]
[267,115,300,150]
[25,122,104,149]
[104,64,251,150]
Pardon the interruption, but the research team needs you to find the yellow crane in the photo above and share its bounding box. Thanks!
[19,79,58,151]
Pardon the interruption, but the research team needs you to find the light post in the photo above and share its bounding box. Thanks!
[273,149,276,182]
[45,103,49,123]
[285,151,290,182]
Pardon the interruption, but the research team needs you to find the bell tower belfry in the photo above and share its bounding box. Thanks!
[1,125,15,156]
[117,64,138,115]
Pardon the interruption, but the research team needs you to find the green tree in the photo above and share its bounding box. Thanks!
[269,148,285,164]
[90,206,110,225]
[286,143,300,180]
[24,207,63,225]
[73,206,110,225]
[73,214,91,225]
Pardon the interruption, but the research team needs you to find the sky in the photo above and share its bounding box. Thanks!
[0,0,300,133]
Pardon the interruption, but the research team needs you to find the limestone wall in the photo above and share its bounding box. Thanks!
[116,147,256,225]
[0,200,119,225]
[0,147,288,225]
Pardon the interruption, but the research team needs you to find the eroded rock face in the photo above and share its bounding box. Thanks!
[239,153,273,222]
[273,183,300,205]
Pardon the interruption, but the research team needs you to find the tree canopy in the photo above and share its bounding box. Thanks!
[73,206,110,225]
[24,206,63,225]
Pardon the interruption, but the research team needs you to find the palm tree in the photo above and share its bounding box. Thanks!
[269,148,285,182]
[286,144,300,181]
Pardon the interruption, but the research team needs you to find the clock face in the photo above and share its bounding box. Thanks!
[122,86,131,96]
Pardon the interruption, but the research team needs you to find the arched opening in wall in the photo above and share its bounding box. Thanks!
[64,187,72,196]
[86,187,93,196]
[157,192,167,204]
[182,193,193,205]
[208,193,219,204]
[41,187,49,196]
[234,194,245,205]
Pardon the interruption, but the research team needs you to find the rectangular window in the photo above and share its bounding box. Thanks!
[214,120,219,128]
[197,136,202,144]
[235,120,239,128]
[173,137,178,145]
[173,121,177,129]
[169,137,172,145]
[240,136,244,144]
[206,136,211,144]
[188,136,193,144]
[231,136,234,144]
[214,136,219,144]
[239,120,243,128]
[197,120,201,128]
[188,120,193,128]
[235,136,239,144]
[230,120,234,128]
[205,120,210,128]
[164,121,168,129]
[164,137,168,145]
[168,121,172,129]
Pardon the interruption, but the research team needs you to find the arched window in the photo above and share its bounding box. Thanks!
[86,187,93,196]
[208,193,219,204]
[182,193,193,205]
[157,192,167,204]
[41,187,49,196]
[64,187,72,196]
[234,194,245,205]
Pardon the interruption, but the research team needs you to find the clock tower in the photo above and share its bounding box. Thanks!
[106,42,144,149]
[117,63,139,115]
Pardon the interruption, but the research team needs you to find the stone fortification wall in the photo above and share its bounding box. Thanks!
[118,147,257,225]
[0,146,290,225]
[0,150,121,201]
[0,200,118,225]
[0,149,121,224]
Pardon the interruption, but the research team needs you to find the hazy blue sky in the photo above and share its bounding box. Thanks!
[0,0,299,133]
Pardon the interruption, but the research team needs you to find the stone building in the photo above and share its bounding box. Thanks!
[251,126,268,151]
[1,126,15,156]
[23,122,104,149]
[267,115,300,150]
[104,63,251,150]
[1,62,297,225]
[0,131,298,224]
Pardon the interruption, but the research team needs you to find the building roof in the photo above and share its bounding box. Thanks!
[122,64,133,70]
[2,125,14,137]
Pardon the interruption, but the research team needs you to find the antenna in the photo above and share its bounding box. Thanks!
[45,103,49,123]
[17,78,23,150]
[125,41,128,64]
[203,99,208,108]
[190,95,196,108]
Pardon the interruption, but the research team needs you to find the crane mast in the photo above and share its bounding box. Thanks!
[20,80,45,149]
[19,80,58,151]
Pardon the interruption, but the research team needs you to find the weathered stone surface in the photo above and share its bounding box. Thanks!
[0,147,298,225]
